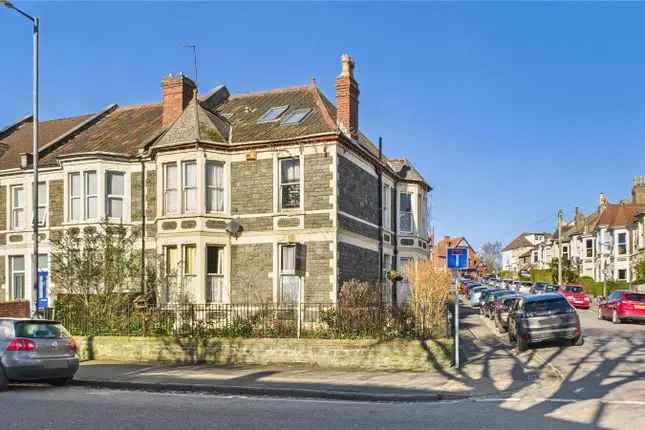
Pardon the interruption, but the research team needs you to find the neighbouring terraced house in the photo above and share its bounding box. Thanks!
[503,178,645,283]
[0,55,431,310]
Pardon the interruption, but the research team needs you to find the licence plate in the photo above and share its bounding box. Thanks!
[43,361,65,369]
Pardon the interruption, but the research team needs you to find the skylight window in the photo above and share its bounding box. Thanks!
[257,105,289,123]
[281,108,312,125]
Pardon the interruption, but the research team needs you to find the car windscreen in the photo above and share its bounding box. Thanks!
[625,293,645,302]
[524,298,573,316]
[503,297,520,307]
[567,286,584,293]
[14,322,70,339]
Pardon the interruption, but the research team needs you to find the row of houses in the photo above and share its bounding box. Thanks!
[0,54,431,309]
[502,177,645,283]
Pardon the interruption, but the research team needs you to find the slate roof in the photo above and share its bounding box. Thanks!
[0,82,429,189]
[502,233,534,252]
[0,114,94,170]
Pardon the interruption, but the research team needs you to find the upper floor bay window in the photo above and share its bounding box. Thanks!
[163,163,178,215]
[182,161,197,213]
[106,171,124,219]
[399,192,413,233]
[85,171,98,219]
[383,184,391,231]
[617,232,627,255]
[10,185,25,230]
[37,182,47,227]
[69,173,81,221]
[280,158,300,210]
[206,162,224,213]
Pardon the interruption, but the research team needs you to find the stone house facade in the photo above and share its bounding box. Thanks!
[0,55,431,308]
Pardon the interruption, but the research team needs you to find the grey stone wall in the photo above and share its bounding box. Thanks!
[304,154,332,211]
[338,214,379,240]
[305,213,333,229]
[240,217,273,232]
[337,155,378,225]
[305,241,333,303]
[0,185,6,232]
[146,170,157,220]
[337,241,380,287]
[277,217,300,228]
[49,180,64,227]
[230,243,273,303]
[131,172,143,222]
[231,159,273,215]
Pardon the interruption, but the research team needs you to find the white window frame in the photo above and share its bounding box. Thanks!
[205,161,225,213]
[279,158,301,211]
[10,185,25,230]
[399,192,413,233]
[105,171,125,220]
[279,244,301,304]
[84,171,98,220]
[37,181,47,227]
[617,232,627,255]
[206,245,225,303]
[182,160,197,213]
[163,163,178,215]
[68,172,82,221]
[10,255,25,300]
[383,184,391,231]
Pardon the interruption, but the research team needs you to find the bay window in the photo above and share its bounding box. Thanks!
[106,171,124,219]
[206,246,224,303]
[10,185,25,229]
[586,239,593,258]
[617,232,627,255]
[69,173,82,221]
[37,182,47,226]
[206,162,224,213]
[280,158,300,210]
[10,256,25,300]
[279,243,305,304]
[84,171,98,219]
[163,163,178,215]
[182,161,197,213]
[383,184,391,231]
[399,192,413,233]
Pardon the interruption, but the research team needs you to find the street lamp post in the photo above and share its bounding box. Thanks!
[3,1,40,311]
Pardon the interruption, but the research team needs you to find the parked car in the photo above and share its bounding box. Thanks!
[598,291,645,324]
[518,282,533,295]
[530,282,549,295]
[494,294,523,333]
[483,290,516,319]
[0,319,79,391]
[469,286,490,307]
[558,285,591,309]
[507,293,583,352]
[544,284,559,293]
[477,288,501,311]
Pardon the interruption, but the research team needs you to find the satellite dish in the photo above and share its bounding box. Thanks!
[225,218,243,238]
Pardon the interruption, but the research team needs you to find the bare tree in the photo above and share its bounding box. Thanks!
[480,241,503,274]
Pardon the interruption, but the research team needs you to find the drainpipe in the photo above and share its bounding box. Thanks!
[392,178,399,307]
[139,151,146,298]
[377,138,384,295]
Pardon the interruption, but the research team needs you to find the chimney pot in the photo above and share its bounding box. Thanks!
[161,74,197,127]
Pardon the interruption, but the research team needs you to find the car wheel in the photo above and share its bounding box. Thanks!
[46,377,71,387]
[517,336,528,352]
[612,310,621,324]
[0,366,8,392]
[571,336,584,346]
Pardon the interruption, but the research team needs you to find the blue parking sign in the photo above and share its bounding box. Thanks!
[447,247,468,269]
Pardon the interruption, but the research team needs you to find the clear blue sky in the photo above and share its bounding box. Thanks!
[2,2,645,249]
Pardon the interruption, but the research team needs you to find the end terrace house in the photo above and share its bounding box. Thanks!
[0,55,431,308]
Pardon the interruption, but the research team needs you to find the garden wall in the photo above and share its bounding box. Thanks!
[73,336,452,371]
[0,300,30,318]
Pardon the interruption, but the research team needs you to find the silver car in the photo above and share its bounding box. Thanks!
[0,318,79,391]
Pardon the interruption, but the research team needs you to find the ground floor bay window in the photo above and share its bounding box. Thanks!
[206,246,224,303]
[10,256,25,300]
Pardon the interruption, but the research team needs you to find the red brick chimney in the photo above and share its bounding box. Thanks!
[335,54,359,140]
[161,74,197,127]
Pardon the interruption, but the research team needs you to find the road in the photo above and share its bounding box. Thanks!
[0,308,642,430]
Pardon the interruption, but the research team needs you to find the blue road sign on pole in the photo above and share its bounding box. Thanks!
[447,247,468,269]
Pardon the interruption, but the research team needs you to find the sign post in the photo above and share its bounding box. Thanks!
[447,247,468,368]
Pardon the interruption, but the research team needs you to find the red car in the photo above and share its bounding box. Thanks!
[598,290,645,324]
[558,285,591,309]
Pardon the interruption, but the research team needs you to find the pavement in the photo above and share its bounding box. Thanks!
[70,305,561,402]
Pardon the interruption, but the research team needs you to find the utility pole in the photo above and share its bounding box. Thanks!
[558,209,563,285]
